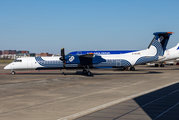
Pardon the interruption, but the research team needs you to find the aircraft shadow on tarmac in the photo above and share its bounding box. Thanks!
[76,83,179,120]
[112,83,179,120]
[86,71,163,76]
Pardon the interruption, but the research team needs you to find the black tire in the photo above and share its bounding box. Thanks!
[130,67,135,71]
[87,71,91,76]
[12,71,15,75]
[160,64,164,67]
[155,64,159,67]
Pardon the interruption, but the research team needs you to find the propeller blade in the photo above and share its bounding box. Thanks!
[60,47,66,68]
[61,48,65,59]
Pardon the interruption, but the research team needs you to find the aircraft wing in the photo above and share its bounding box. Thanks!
[65,54,106,65]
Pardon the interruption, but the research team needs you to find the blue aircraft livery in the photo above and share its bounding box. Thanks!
[68,50,138,55]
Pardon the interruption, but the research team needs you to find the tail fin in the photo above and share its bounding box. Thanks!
[176,43,179,50]
[148,32,173,56]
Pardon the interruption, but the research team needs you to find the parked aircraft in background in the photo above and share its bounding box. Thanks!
[149,43,179,67]
[4,32,173,76]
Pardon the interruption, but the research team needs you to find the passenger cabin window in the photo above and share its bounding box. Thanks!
[14,59,22,62]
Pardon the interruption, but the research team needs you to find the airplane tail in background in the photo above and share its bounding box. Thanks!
[135,32,173,65]
[175,43,179,50]
[148,32,173,56]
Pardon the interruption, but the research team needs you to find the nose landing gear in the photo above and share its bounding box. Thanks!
[82,66,92,76]
[11,70,16,75]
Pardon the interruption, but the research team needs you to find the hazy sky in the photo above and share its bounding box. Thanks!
[1,0,179,54]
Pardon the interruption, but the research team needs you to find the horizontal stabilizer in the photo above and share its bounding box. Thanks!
[158,56,166,60]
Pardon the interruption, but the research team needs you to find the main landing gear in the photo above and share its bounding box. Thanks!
[82,66,92,76]
[122,66,135,71]
[130,66,135,71]
[155,64,164,67]
[160,64,164,67]
[155,64,159,67]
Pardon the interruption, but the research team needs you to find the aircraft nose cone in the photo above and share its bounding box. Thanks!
[4,64,11,70]
[4,65,8,70]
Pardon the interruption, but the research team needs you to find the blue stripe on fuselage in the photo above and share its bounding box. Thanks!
[68,50,138,55]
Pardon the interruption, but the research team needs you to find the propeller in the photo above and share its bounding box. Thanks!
[60,48,66,68]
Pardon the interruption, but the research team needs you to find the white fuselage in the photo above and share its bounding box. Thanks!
[4,32,173,72]
[4,57,62,70]
[4,45,158,70]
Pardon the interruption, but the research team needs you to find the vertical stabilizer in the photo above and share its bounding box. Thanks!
[148,32,173,56]
[135,32,173,65]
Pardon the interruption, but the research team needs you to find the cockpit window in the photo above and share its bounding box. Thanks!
[14,59,22,62]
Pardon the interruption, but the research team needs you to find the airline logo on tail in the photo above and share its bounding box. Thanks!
[158,36,164,42]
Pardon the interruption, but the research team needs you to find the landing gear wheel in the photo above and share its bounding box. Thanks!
[12,71,16,75]
[155,64,159,67]
[87,71,92,76]
[82,65,92,76]
[160,64,164,67]
[130,67,135,71]
[82,70,87,74]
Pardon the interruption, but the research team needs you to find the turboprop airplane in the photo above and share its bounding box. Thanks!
[150,43,179,67]
[4,32,173,76]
